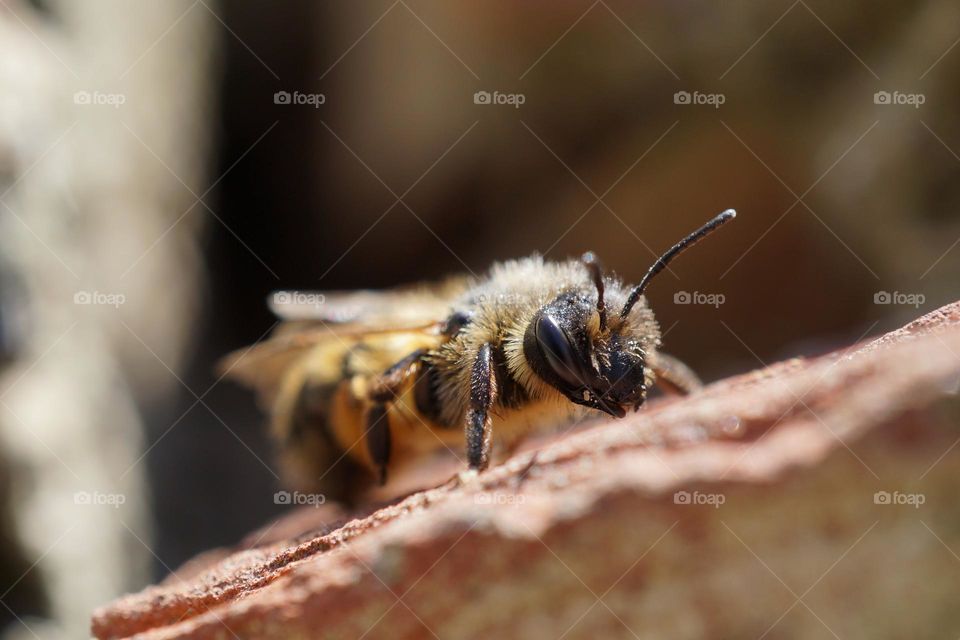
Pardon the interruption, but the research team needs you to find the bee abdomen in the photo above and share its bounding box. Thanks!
[281,377,368,502]
[288,380,335,443]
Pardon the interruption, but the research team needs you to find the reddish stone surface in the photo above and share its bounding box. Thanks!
[93,303,960,639]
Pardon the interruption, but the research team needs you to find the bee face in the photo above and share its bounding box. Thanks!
[522,291,648,418]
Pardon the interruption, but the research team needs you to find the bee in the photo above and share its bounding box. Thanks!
[221,209,736,501]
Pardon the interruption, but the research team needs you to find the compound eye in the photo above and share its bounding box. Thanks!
[534,314,589,389]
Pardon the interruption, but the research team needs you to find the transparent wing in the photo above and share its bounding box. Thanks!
[218,275,470,404]
[267,275,470,327]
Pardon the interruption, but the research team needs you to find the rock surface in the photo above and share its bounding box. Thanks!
[93,303,960,639]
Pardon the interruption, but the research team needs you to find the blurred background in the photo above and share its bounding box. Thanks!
[0,0,958,636]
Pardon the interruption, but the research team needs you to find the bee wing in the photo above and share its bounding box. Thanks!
[216,334,314,405]
[268,275,469,327]
[218,276,470,404]
[216,322,438,406]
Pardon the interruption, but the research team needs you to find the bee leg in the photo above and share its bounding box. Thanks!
[651,352,703,395]
[368,349,426,403]
[466,343,497,471]
[441,310,472,336]
[365,403,391,485]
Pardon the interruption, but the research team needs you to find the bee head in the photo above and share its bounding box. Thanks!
[523,209,737,418]
[522,287,648,419]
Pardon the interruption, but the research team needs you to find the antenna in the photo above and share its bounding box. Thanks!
[620,209,737,319]
[581,252,607,331]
